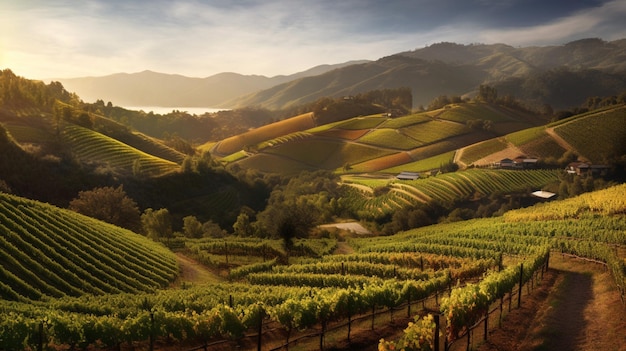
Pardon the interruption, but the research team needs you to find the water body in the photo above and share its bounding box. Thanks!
[123,106,229,115]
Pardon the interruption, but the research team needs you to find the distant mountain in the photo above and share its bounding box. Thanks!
[228,38,626,110]
[55,61,369,107]
[56,38,626,111]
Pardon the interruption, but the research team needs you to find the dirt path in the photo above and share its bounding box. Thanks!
[545,127,583,159]
[479,254,626,351]
[172,252,223,286]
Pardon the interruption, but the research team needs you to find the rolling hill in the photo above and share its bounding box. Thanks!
[214,101,625,176]
[50,39,626,113]
[0,191,179,301]
[0,71,268,226]
[458,104,626,166]
[214,102,546,174]
[226,38,626,110]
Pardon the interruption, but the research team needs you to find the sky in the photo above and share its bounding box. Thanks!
[2,0,626,80]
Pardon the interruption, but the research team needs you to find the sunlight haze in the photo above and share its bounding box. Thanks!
[2,0,626,80]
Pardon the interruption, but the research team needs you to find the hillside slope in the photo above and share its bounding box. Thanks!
[227,39,626,110]
[0,192,179,301]
[216,102,542,174]
[56,61,369,107]
[458,104,626,166]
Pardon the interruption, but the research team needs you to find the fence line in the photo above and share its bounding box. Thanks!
[442,253,558,351]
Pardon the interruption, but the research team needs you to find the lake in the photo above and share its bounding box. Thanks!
[122,106,229,115]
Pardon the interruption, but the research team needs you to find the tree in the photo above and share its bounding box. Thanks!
[477,84,498,103]
[233,212,255,237]
[182,215,203,238]
[69,185,140,231]
[202,220,226,238]
[141,208,173,239]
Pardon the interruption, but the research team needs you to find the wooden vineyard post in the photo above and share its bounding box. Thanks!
[499,295,503,328]
[257,307,264,351]
[483,308,488,341]
[407,289,411,318]
[434,314,440,351]
[38,321,44,351]
[224,241,228,265]
[149,311,155,351]
[347,311,352,343]
[518,263,524,308]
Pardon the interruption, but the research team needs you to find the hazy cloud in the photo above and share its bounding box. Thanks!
[1,0,623,79]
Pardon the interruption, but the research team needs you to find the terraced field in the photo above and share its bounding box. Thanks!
[344,169,559,216]
[214,102,545,174]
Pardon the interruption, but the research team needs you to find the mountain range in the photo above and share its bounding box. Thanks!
[55,61,369,108]
[56,38,626,111]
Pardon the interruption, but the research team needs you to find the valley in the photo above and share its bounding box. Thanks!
[0,38,625,351]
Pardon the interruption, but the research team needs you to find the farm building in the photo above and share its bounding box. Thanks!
[396,171,420,180]
[565,162,610,176]
[498,158,515,168]
[531,190,556,199]
[496,157,538,169]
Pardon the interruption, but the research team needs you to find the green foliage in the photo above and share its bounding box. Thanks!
[0,192,178,301]
[62,124,179,177]
[182,215,203,238]
[2,185,625,349]
[379,314,438,351]
[553,105,626,162]
[69,185,140,232]
[141,208,173,239]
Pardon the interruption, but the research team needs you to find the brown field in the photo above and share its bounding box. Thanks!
[213,112,315,156]
[349,151,414,173]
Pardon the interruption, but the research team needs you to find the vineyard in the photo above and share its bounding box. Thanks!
[0,192,179,301]
[552,105,626,163]
[214,102,551,175]
[1,184,624,350]
[61,125,180,177]
[341,169,559,217]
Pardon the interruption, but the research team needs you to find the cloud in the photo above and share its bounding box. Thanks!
[477,0,626,45]
[1,0,625,79]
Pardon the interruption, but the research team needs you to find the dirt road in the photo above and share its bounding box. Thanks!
[479,254,626,351]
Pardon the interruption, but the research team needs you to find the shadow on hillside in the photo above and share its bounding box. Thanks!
[533,269,593,351]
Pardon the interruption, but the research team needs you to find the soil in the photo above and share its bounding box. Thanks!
[478,254,626,351]
[171,252,223,286]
